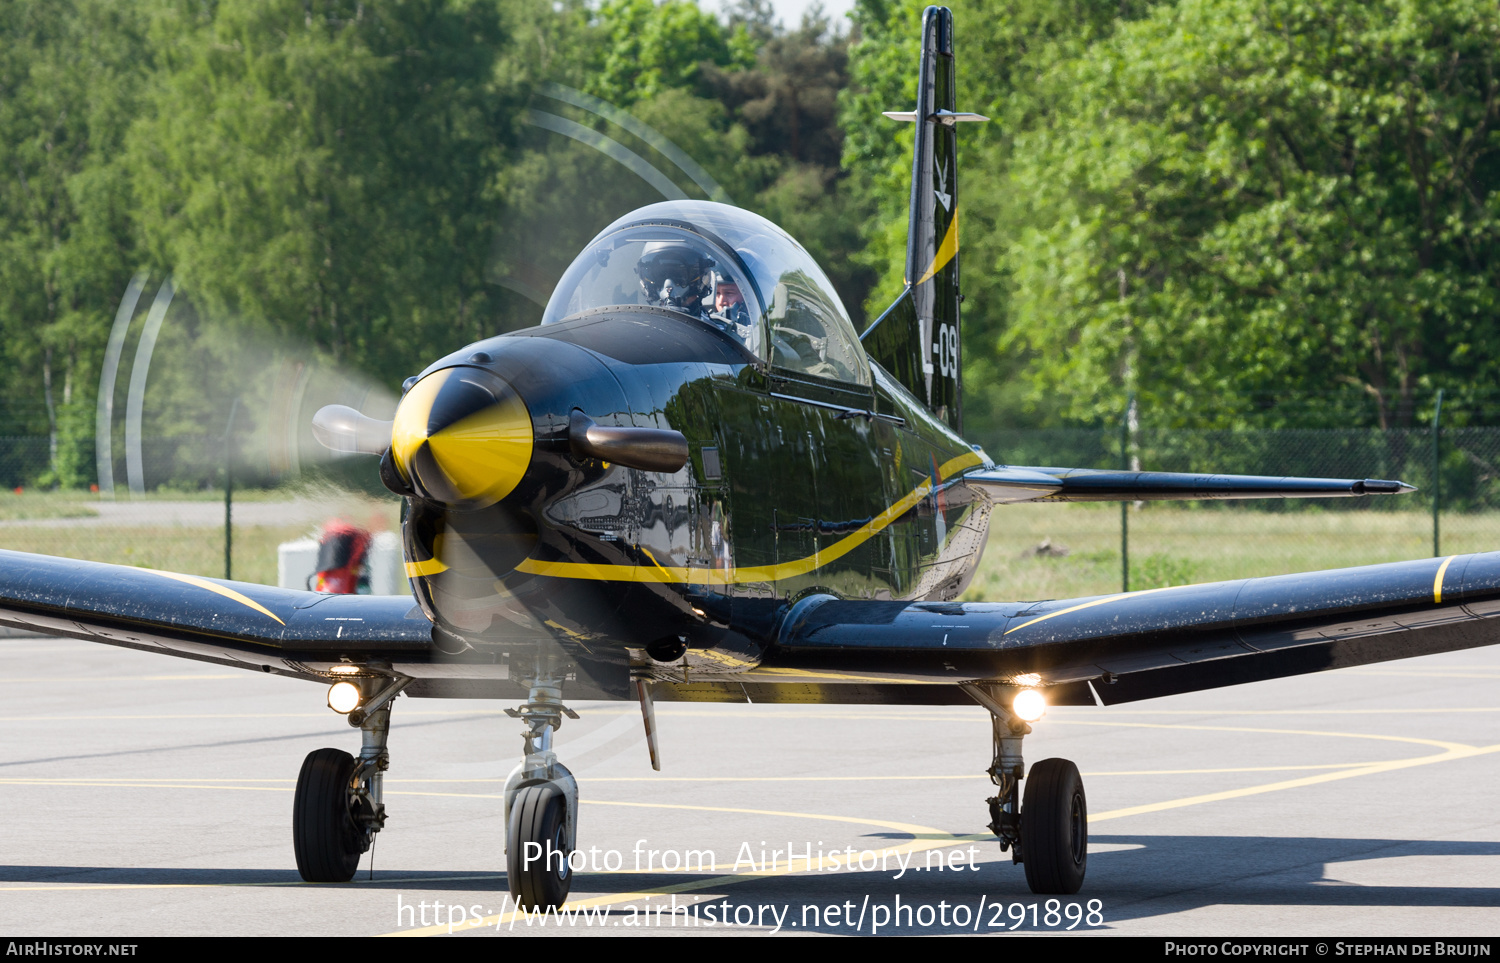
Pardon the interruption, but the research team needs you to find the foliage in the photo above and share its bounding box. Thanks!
[1002,0,1500,430]
[126,0,519,386]
[842,0,1500,433]
[0,0,148,478]
[586,0,742,105]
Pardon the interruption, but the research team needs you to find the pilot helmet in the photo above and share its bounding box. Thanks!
[635,241,715,313]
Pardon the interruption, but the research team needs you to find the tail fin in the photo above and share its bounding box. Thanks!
[860,5,986,434]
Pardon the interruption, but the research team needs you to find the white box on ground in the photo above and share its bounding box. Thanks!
[277,530,409,596]
[368,531,406,596]
[277,538,319,592]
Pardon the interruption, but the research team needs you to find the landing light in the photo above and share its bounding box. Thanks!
[1012,688,1047,722]
[327,681,362,714]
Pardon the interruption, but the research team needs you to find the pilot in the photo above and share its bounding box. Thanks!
[708,274,755,344]
[635,241,715,316]
[635,242,758,350]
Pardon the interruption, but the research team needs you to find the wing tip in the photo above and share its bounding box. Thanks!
[1357,478,1418,495]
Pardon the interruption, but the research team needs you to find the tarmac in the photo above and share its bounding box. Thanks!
[3,631,1499,937]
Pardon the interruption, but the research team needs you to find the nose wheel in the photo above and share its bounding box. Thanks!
[507,782,573,909]
[503,674,580,910]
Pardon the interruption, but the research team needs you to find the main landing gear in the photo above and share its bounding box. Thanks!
[294,675,409,882]
[962,683,1088,894]
[502,674,580,910]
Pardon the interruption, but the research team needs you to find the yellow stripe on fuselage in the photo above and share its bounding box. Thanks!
[404,557,448,578]
[511,448,985,585]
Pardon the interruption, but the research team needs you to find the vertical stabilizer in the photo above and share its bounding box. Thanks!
[861,6,986,434]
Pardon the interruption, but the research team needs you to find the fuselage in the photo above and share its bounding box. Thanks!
[391,305,993,697]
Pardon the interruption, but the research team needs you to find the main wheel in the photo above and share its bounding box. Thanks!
[1020,757,1087,894]
[507,783,572,910]
[293,748,365,882]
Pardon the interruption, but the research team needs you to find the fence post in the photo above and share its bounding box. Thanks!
[1121,394,1134,592]
[1432,389,1443,558]
[224,398,239,581]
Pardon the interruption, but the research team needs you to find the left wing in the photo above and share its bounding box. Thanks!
[712,552,1500,706]
[964,466,1416,503]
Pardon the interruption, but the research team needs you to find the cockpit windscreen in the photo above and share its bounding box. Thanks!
[542,202,870,385]
[541,226,762,355]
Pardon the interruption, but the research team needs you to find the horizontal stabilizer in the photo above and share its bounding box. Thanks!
[881,109,990,124]
[964,467,1415,503]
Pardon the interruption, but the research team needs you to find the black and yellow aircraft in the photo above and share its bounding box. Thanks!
[3,5,1497,909]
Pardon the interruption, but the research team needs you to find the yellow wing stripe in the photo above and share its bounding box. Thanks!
[1007,553,1468,637]
[913,208,960,287]
[146,570,286,626]
[1434,555,1456,604]
[512,448,985,585]
[1003,584,1193,636]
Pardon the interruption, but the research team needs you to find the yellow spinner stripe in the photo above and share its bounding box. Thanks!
[1434,555,1457,604]
[145,570,285,626]
[512,449,984,585]
[913,209,960,287]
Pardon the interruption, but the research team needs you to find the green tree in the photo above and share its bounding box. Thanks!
[587,0,741,106]
[1002,0,1500,429]
[127,0,520,386]
[0,0,149,486]
[840,0,1156,433]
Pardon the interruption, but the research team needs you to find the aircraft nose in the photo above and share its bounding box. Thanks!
[390,367,534,508]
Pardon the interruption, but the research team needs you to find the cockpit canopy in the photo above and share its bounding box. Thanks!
[542,201,869,385]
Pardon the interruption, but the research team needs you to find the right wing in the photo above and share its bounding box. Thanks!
[0,549,435,688]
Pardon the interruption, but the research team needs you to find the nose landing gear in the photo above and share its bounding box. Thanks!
[502,675,580,910]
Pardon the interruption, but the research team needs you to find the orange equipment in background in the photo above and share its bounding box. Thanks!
[312,520,372,594]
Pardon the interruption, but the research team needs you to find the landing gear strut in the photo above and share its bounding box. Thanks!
[963,683,1088,895]
[503,673,579,910]
[294,675,408,882]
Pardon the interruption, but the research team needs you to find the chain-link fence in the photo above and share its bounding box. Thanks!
[1,421,1497,600]
[0,428,400,588]
[967,423,1500,602]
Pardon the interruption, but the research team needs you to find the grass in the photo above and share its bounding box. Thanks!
[0,494,98,521]
[0,491,1483,602]
[0,486,400,585]
[962,502,1494,603]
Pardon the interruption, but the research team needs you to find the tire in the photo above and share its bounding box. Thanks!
[293,748,365,882]
[1020,757,1087,894]
[507,783,572,910]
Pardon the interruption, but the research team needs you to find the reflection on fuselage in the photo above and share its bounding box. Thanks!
[390,308,988,698]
